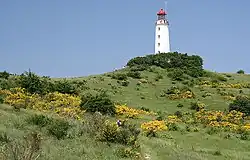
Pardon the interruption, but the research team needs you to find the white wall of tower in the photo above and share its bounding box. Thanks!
[154,21,170,54]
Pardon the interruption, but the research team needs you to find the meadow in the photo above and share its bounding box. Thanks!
[1,52,250,160]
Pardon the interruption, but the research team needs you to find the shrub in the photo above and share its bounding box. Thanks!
[83,112,108,136]
[155,73,163,81]
[98,120,118,142]
[177,103,184,108]
[129,65,148,71]
[84,115,140,146]
[237,70,245,74]
[0,71,10,79]
[167,123,179,131]
[174,111,183,118]
[47,118,71,139]
[190,101,205,111]
[217,75,227,82]
[182,79,195,87]
[53,79,78,95]
[0,78,19,90]
[140,107,150,112]
[80,91,116,115]
[127,71,141,79]
[116,121,140,146]
[119,80,129,87]
[126,52,204,78]
[167,68,185,81]
[19,70,53,95]
[0,94,4,104]
[165,85,195,100]
[111,73,128,81]
[27,114,52,128]
[115,146,140,159]
[229,96,250,116]
[141,120,167,137]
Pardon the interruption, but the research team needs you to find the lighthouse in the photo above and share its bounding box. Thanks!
[154,8,170,54]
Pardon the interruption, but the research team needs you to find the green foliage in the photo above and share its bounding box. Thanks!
[0,71,10,79]
[174,111,183,118]
[0,77,19,90]
[168,123,179,131]
[0,95,4,104]
[127,71,141,79]
[203,71,228,82]
[140,106,150,112]
[116,121,140,146]
[47,118,71,140]
[237,70,245,74]
[18,70,79,95]
[111,72,128,81]
[229,96,250,116]
[182,79,195,87]
[129,65,148,72]
[190,101,205,111]
[52,79,78,95]
[27,114,52,128]
[167,68,186,81]
[126,52,204,78]
[177,103,184,108]
[80,91,116,115]
[83,113,140,146]
[154,73,163,81]
[119,80,130,87]
[0,132,42,160]
[115,146,140,159]
[19,70,52,95]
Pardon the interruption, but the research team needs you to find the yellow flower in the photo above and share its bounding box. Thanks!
[115,104,155,118]
[141,120,167,133]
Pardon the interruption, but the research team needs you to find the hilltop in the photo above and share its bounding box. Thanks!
[1,52,250,160]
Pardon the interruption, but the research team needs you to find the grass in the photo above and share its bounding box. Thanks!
[1,66,250,159]
[1,103,250,160]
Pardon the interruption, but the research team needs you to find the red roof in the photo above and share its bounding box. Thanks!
[157,8,167,15]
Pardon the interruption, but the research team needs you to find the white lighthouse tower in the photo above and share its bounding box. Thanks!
[154,8,170,54]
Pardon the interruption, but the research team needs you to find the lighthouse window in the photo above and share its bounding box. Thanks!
[158,35,160,39]
[158,43,160,47]
[158,27,160,31]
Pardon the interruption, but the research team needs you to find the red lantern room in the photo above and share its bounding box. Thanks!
[157,8,167,20]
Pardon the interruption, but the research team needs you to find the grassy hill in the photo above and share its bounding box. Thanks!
[1,52,250,160]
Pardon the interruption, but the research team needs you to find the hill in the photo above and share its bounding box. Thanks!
[1,52,250,160]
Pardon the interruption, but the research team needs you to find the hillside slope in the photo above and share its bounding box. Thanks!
[1,52,250,160]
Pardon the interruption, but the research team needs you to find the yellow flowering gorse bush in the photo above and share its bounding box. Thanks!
[199,80,250,89]
[168,91,195,100]
[141,120,167,133]
[0,88,85,120]
[115,104,155,118]
[194,109,248,131]
[166,115,182,124]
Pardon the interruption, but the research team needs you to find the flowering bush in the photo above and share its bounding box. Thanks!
[0,88,84,119]
[165,86,195,100]
[194,109,245,131]
[199,80,250,89]
[223,95,236,101]
[98,120,119,142]
[166,115,182,124]
[115,104,155,118]
[141,120,167,136]
[190,101,206,111]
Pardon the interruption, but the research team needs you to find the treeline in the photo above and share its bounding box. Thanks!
[0,70,87,95]
[126,52,204,78]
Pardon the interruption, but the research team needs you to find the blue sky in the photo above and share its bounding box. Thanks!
[1,0,250,77]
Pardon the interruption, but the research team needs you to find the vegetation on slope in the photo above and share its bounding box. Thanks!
[1,52,250,160]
